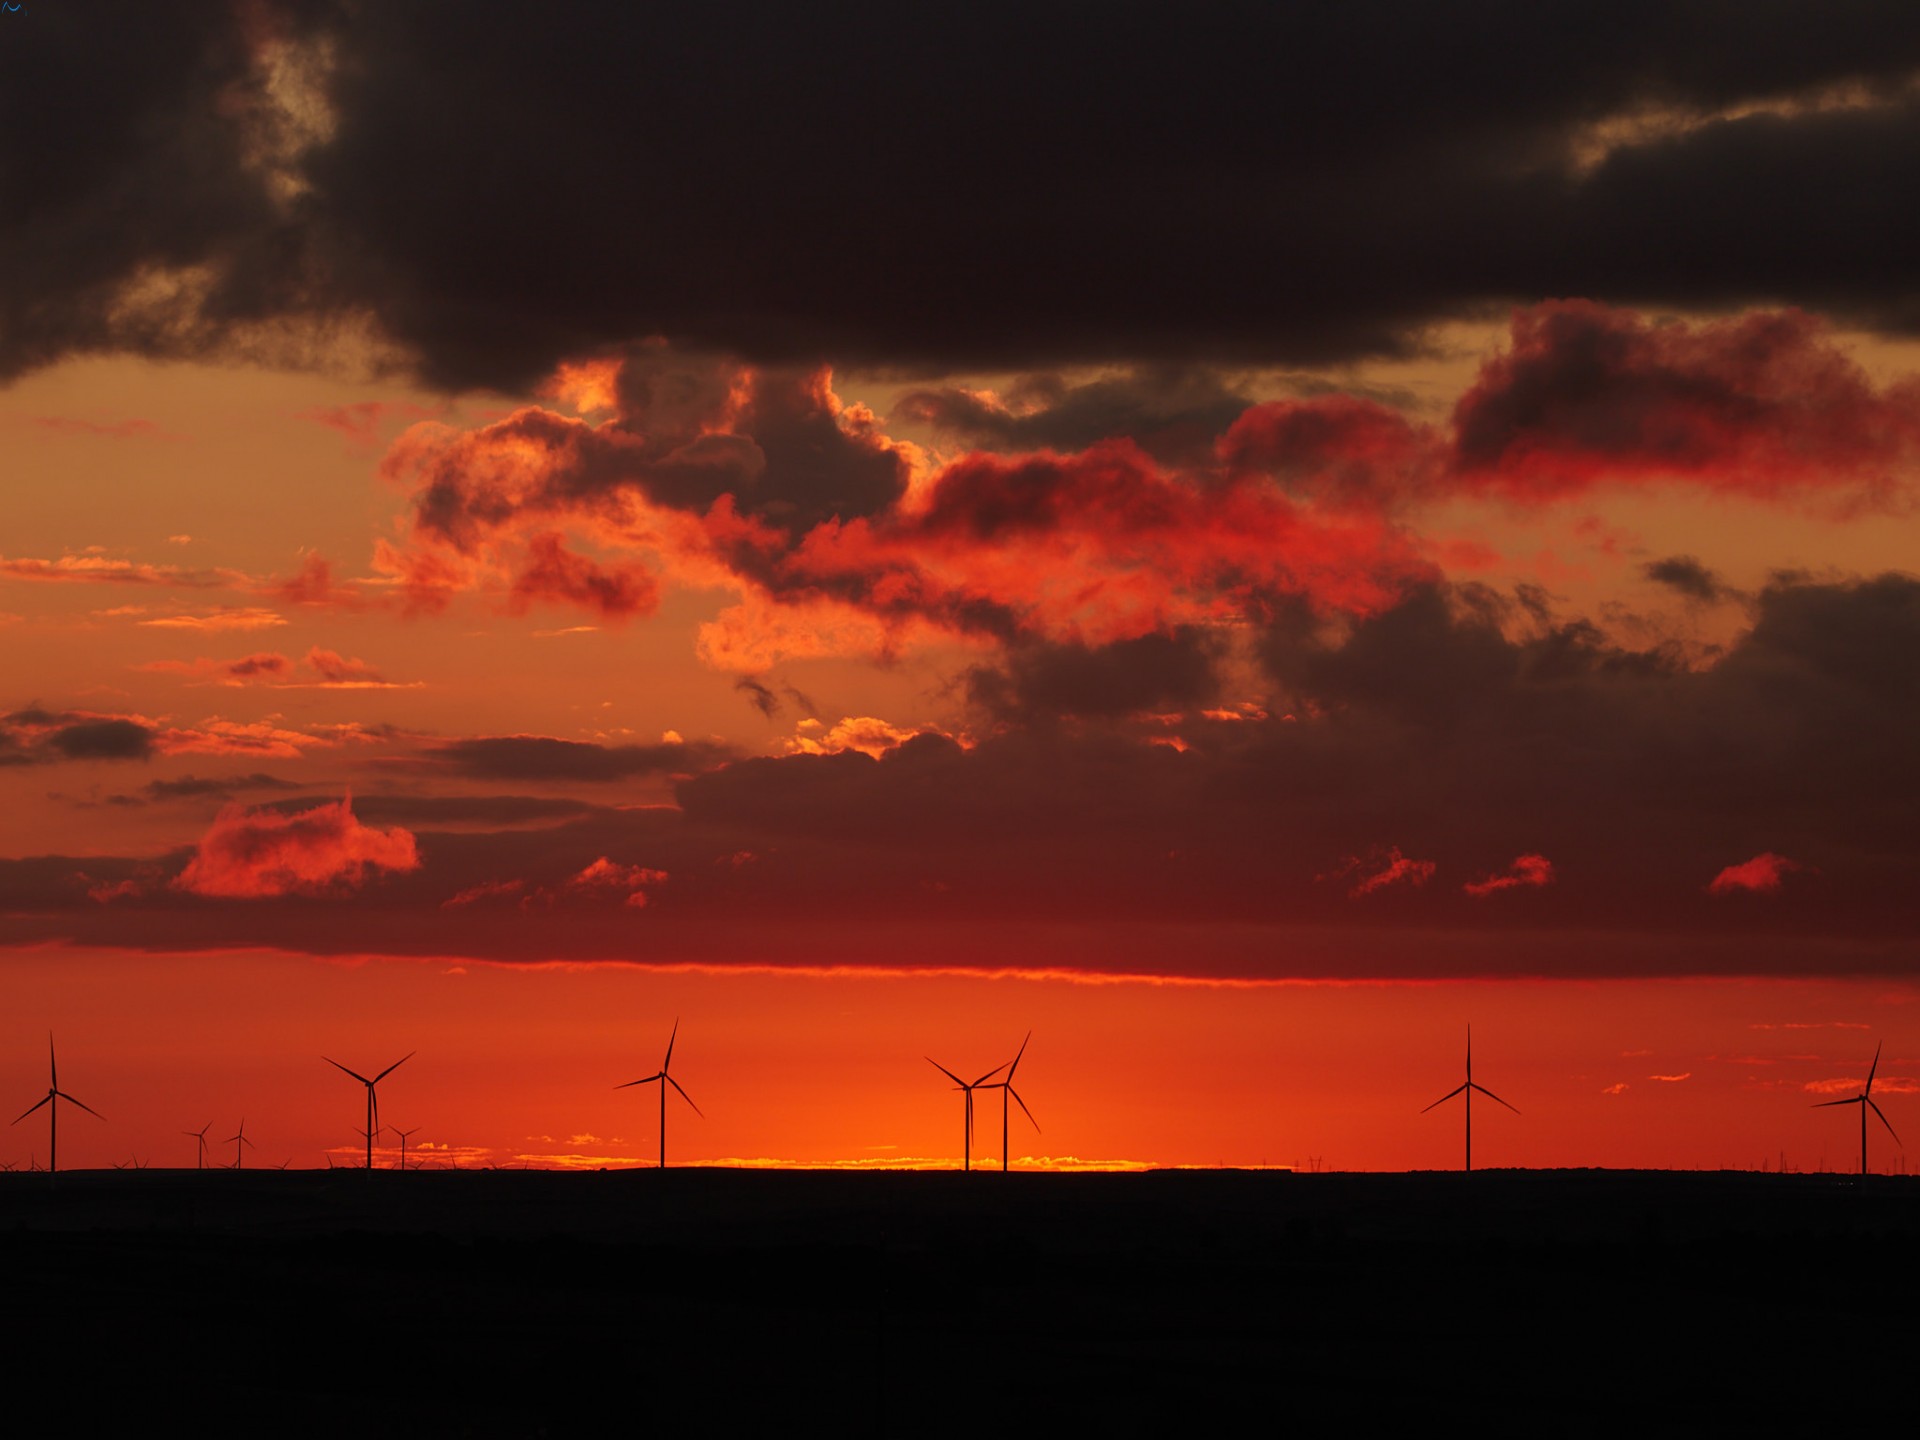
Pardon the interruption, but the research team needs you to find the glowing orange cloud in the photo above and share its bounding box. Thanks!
[174,794,419,898]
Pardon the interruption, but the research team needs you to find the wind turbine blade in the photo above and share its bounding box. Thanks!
[48,1032,56,1089]
[1813,1097,1863,1109]
[926,1058,966,1087]
[12,1095,52,1125]
[1470,1082,1520,1115]
[374,1052,414,1084]
[1869,1097,1902,1147]
[324,1057,372,1085]
[616,1072,665,1090]
[1466,1024,1471,1081]
[55,1091,105,1121]
[1009,1085,1041,1134]
[1007,1031,1031,1081]
[663,1018,679,1072]
[970,1063,1008,1087]
[1420,1083,1468,1114]
[667,1075,704,1118]
[1866,1041,1882,1095]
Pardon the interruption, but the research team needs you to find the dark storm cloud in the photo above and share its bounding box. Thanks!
[1645,556,1734,602]
[6,572,1919,976]
[895,369,1258,466]
[967,630,1223,722]
[735,677,781,720]
[10,3,1920,387]
[429,735,736,782]
[141,773,302,801]
[47,719,156,761]
[0,1,342,380]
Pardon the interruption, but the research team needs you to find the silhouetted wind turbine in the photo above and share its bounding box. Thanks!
[390,1124,420,1172]
[11,1034,103,1174]
[226,1119,255,1170]
[184,1122,213,1170]
[1421,1026,1518,1173]
[981,1032,1040,1173]
[616,1020,702,1168]
[926,1056,1007,1171]
[324,1052,412,1169]
[1813,1042,1902,1180]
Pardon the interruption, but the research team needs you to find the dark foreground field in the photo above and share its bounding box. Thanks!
[2,1168,1914,1433]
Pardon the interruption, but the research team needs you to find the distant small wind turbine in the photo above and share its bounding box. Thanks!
[981,1032,1040,1173]
[324,1051,413,1169]
[184,1122,213,1170]
[1813,1042,1903,1180]
[1421,1026,1519,1173]
[11,1034,104,1174]
[616,1019,702,1168]
[926,1055,1007,1172]
[390,1124,420,1172]
[226,1119,256,1170]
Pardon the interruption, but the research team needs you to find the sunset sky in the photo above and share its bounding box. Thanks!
[5,3,1920,1172]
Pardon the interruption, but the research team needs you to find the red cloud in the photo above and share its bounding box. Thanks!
[1217,394,1436,508]
[566,856,669,907]
[173,794,419,898]
[508,532,659,620]
[1464,853,1555,897]
[302,647,386,685]
[1708,852,1806,896]
[439,858,667,911]
[362,303,1920,666]
[1450,302,1920,504]
[1323,845,1437,899]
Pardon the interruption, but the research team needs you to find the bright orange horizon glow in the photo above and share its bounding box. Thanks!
[3,946,1915,1177]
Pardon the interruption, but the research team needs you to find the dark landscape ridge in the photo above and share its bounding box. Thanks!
[4,1169,1916,1434]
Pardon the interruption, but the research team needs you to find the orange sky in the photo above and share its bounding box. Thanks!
[5,329,1919,1172]
[4,946,1915,1173]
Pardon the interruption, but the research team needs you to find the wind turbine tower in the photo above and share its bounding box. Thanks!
[926,1056,1007,1171]
[10,1034,103,1174]
[1813,1041,1902,1180]
[983,1032,1040,1173]
[184,1122,213,1170]
[324,1052,413,1169]
[1420,1026,1519,1173]
[616,1020,702,1168]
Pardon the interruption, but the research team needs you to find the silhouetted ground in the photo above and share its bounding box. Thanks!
[2,1168,1914,1433]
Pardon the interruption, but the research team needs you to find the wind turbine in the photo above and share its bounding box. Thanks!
[184,1122,213,1170]
[615,1019,702,1168]
[11,1034,103,1174]
[226,1119,256,1170]
[1813,1041,1902,1180]
[324,1052,413,1169]
[1420,1026,1519,1173]
[981,1032,1040,1173]
[390,1124,420,1172]
[925,1056,1007,1171]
